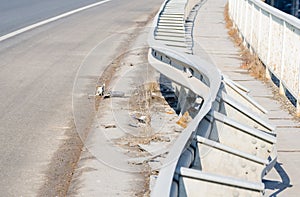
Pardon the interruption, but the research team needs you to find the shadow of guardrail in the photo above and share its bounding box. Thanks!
[263,162,293,196]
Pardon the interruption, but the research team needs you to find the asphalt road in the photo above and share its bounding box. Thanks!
[0,0,162,196]
[0,0,100,36]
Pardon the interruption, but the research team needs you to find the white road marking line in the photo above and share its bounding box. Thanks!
[0,0,112,42]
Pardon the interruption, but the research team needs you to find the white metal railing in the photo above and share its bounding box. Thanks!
[228,0,300,114]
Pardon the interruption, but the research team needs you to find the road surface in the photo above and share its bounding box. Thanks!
[0,0,100,37]
[0,0,162,196]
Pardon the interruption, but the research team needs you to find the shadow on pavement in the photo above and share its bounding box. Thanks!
[263,162,293,196]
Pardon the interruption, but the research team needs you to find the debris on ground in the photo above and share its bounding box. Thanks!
[96,84,105,96]
[165,108,175,114]
[173,124,184,132]
[127,151,167,165]
[129,123,139,128]
[138,142,169,155]
[176,111,192,128]
[103,91,125,99]
[130,112,151,125]
[92,49,182,196]
[102,124,116,129]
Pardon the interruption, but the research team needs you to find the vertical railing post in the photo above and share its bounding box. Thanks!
[234,0,238,21]
[236,0,239,26]
[257,8,262,55]
[266,13,273,80]
[239,0,242,32]
[249,2,255,52]
[243,0,249,45]
[297,62,300,116]
[237,0,239,21]
[279,21,286,95]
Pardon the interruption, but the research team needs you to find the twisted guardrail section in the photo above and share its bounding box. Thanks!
[148,0,277,196]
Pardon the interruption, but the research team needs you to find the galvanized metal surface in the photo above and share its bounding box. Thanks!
[148,0,277,196]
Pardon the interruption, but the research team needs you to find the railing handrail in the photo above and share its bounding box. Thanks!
[246,0,300,29]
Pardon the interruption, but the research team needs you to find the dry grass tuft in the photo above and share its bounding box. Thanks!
[224,3,266,81]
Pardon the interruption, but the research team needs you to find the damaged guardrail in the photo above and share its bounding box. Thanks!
[148,0,277,196]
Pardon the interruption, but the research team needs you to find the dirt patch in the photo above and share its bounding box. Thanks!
[270,83,300,121]
[112,79,174,196]
[94,44,181,196]
[38,122,83,197]
[224,3,300,120]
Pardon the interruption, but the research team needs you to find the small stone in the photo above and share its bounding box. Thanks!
[129,123,139,128]
[174,125,184,132]
[102,124,116,129]
[159,136,171,142]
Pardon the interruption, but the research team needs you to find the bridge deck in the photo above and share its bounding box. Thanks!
[193,0,300,196]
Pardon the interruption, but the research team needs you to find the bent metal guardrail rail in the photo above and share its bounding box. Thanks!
[228,0,300,115]
[148,0,277,196]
